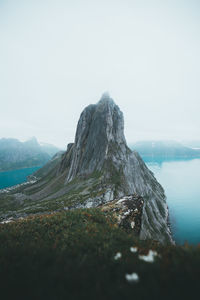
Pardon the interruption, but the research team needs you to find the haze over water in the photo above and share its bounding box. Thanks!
[145,157,200,245]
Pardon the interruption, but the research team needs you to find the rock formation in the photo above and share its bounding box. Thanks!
[100,194,144,236]
[0,93,173,244]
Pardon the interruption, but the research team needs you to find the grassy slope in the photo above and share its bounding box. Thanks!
[0,171,105,220]
[0,209,199,300]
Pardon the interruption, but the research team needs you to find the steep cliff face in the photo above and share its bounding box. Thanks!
[0,93,172,244]
[63,94,126,183]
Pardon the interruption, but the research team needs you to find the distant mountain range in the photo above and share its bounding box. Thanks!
[181,140,200,149]
[0,137,60,171]
[129,140,200,158]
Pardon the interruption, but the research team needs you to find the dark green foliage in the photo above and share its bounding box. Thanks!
[0,209,199,300]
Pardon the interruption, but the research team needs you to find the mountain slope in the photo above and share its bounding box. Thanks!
[40,142,62,157]
[0,94,172,244]
[0,137,60,171]
[130,140,200,158]
[0,209,198,300]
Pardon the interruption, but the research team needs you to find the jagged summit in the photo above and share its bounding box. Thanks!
[2,94,173,244]
[64,93,126,183]
[101,91,110,99]
[98,91,115,105]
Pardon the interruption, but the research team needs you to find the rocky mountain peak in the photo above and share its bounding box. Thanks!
[66,93,126,183]
[24,137,39,148]
[98,91,115,105]
[10,94,173,244]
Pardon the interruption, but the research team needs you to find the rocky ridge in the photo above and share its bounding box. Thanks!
[0,93,173,244]
[100,194,144,236]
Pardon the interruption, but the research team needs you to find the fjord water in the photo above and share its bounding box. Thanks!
[144,157,200,245]
[0,166,41,189]
[0,157,199,245]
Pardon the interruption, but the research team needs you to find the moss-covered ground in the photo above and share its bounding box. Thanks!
[0,209,199,300]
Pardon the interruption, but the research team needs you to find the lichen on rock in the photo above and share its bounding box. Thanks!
[100,194,144,236]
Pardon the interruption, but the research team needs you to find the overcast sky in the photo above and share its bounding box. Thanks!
[0,0,200,148]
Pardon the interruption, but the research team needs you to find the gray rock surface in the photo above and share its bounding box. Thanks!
[100,194,144,236]
[0,93,173,244]
[65,93,126,183]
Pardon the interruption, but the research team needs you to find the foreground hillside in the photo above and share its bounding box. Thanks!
[0,209,199,300]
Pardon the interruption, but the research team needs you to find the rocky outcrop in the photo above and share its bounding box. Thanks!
[62,94,126,183]
[0,93,173,244]
[53,93,172,243]
[100,194,144,236]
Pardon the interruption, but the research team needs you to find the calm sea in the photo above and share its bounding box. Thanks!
[0,166,41,189]
[144,157,200,245]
